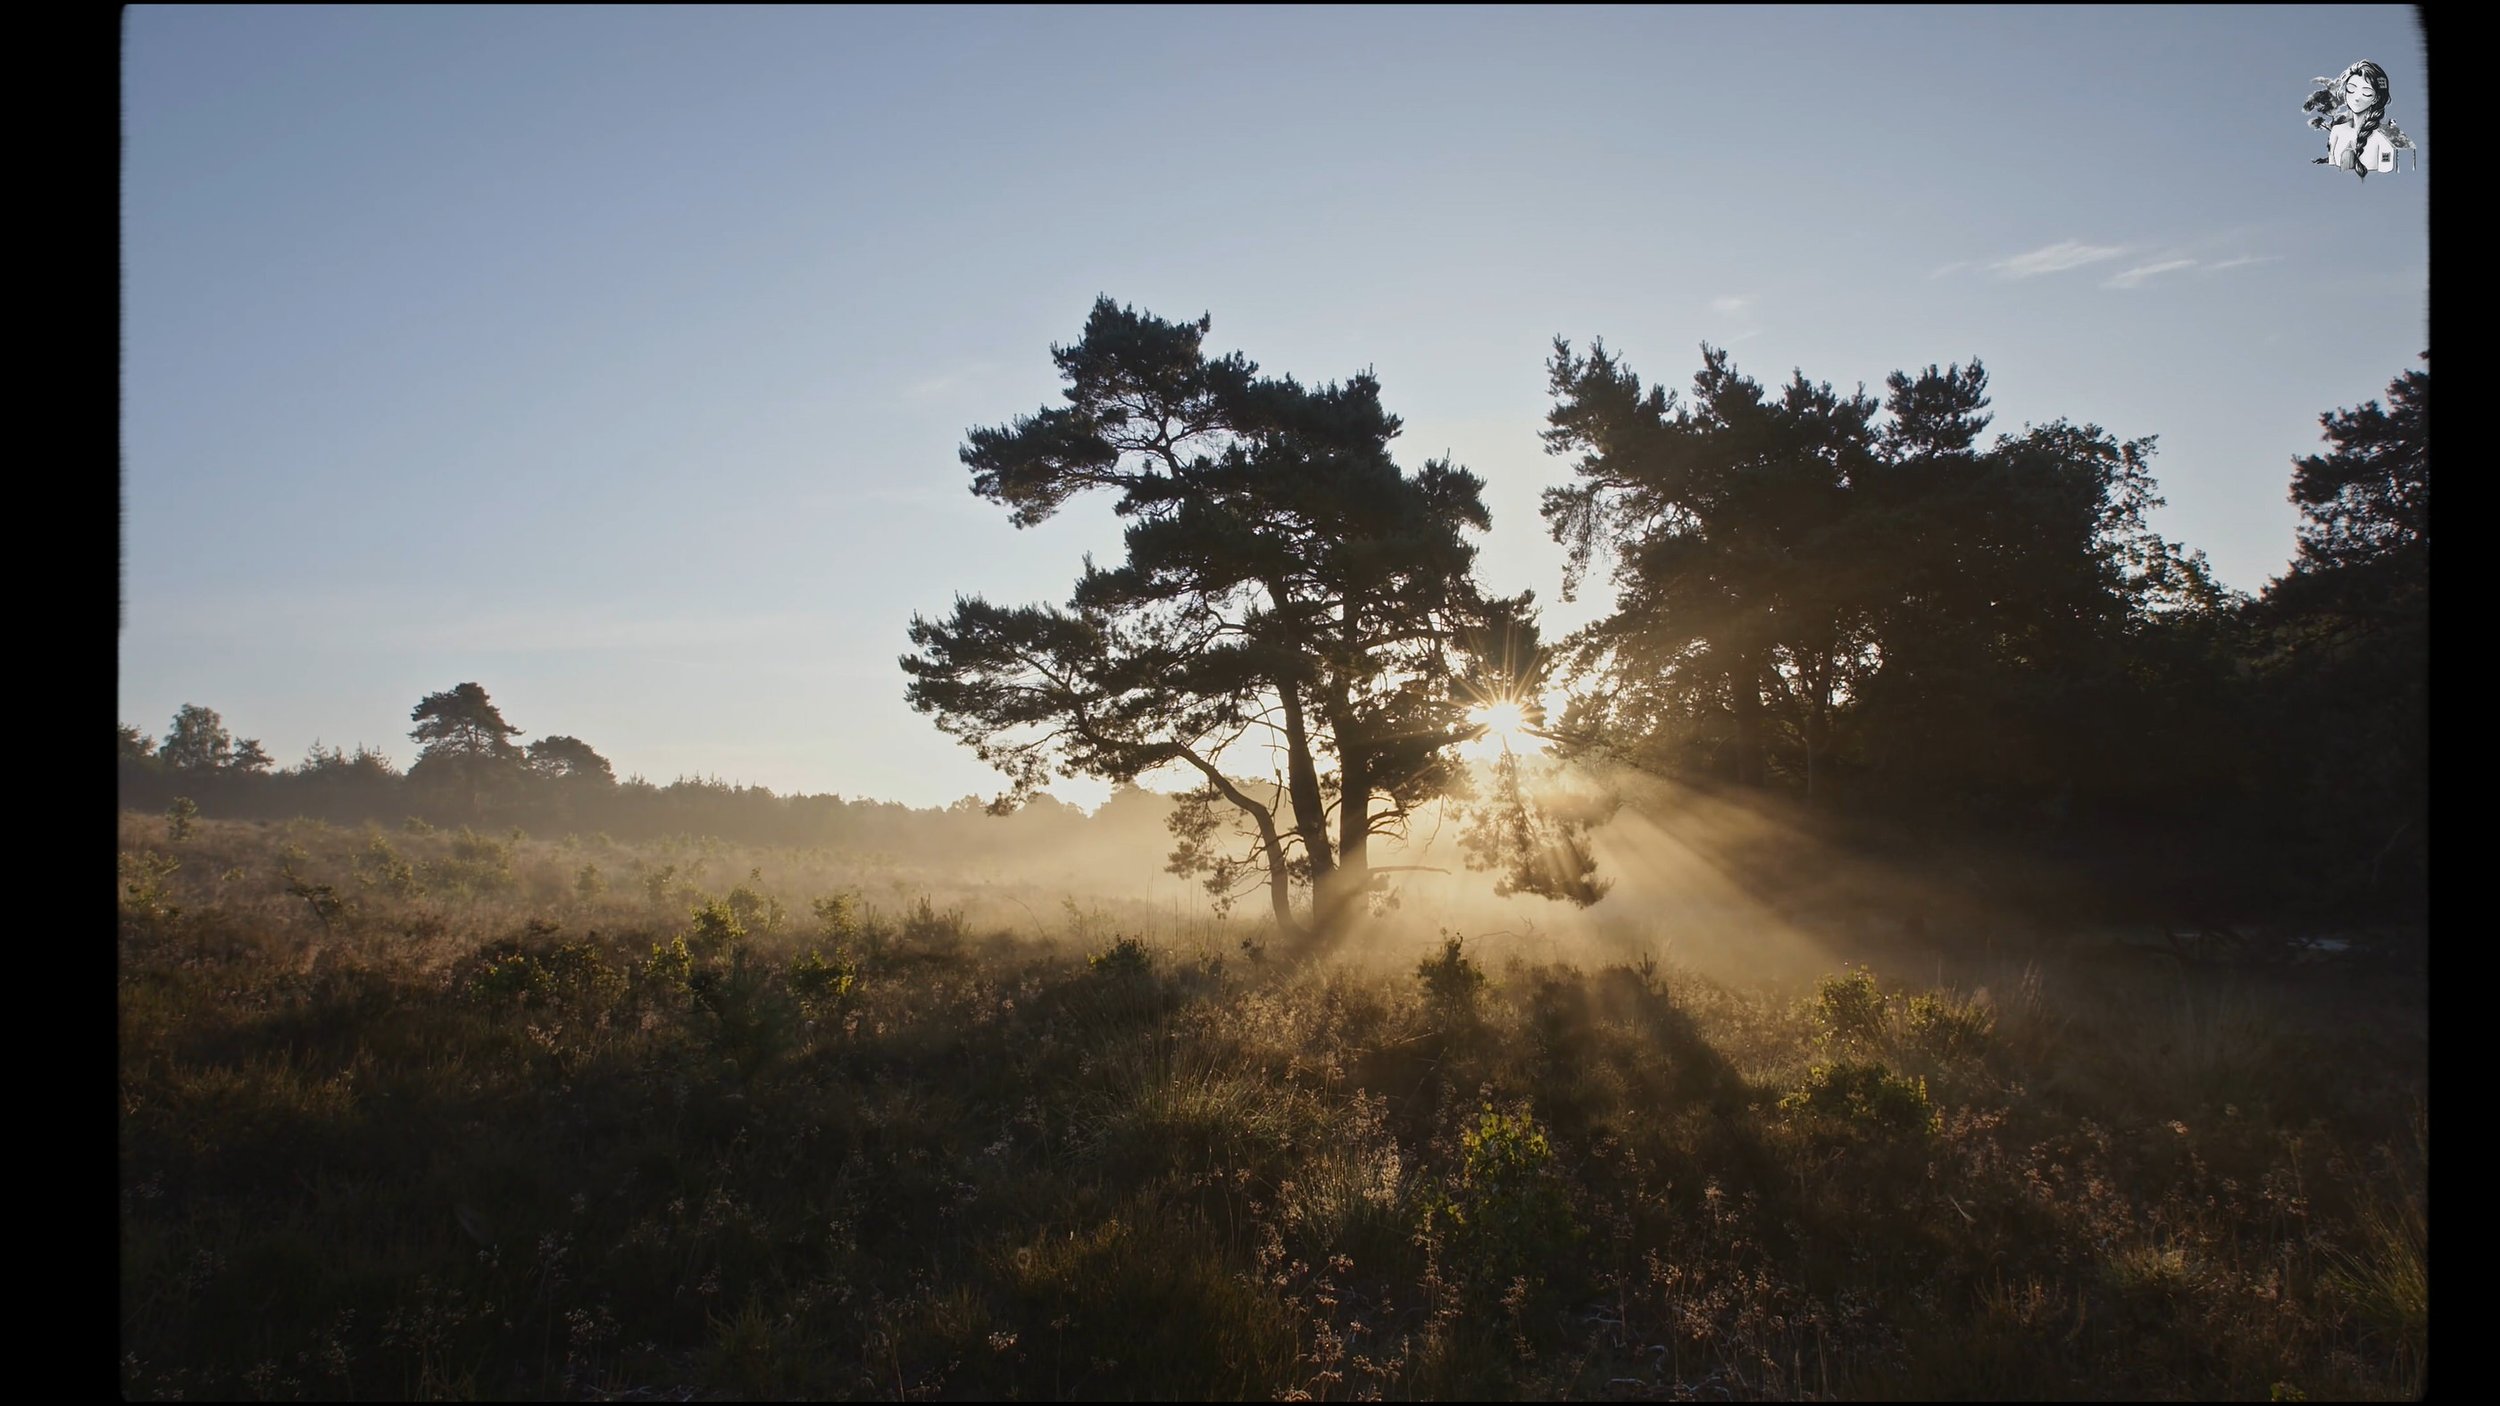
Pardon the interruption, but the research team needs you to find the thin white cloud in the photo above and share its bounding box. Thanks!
[1928,260,1971,279]
[2203,254,2277,273]
[1989,240,2129,278]
[2103,258,2198,290]
[899,362,996,401]
[1709,294,1753,316]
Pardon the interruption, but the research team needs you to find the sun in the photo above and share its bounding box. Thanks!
[1465,698,1546,758]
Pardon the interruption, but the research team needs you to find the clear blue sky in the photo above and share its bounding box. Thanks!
[120,5,2429,809]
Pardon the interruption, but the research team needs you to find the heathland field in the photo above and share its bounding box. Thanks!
[119,814,2425,1400]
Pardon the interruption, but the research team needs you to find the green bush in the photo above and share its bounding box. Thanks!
[1431,1103,1580,1291]
[1779,1059,1938,1137]
[357,837,421,897]
[811,891,864,942]
[1814,967,1888,1046]
[470,945,550,1000]
[686,898,747,958]
[788,947,857,1013]
[542,939,618,1002]
[643,934,695,991]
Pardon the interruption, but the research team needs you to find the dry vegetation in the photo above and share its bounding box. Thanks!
[121,813,2425,1400]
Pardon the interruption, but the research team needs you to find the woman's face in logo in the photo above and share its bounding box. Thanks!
[2344,72,2380,112]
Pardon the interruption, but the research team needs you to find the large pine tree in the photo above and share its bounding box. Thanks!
[906,299,1583,940]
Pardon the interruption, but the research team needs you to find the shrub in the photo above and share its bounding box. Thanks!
[357,837,421,897]
[1431,1103,1580,1291]
[643,935,695,991]
[283,867,351,931]
[723,885,782,935]
[1417,934,1487,1022]
[788,947,857,1014]
[166,797,199,843]
[811,891,863,943]
[689,947,801,1072]
[686,899,747,958]
[1814,967,1888,1046]
[1088,936,1154,979]
[472,950,553,1005]
[575,863,604,900]
[542,939,618,1002]
[1903,990,1995,1060]
[120,850,182,919]
[430,829,515,895]
[1779,1059,1938,1137]
[466,936,583,1005]
[902,895,965,948]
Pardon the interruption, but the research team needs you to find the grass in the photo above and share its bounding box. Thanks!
[120,814,2426,1400]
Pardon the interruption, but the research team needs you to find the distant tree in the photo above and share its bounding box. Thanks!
[118,724,157,763]
[297,741,403,781]
[159,704,234,772]
[527,734,617,786]
[228,737,274,775]
[410,684,525,766]
[409,683,527,812]
[906,298,1591,940]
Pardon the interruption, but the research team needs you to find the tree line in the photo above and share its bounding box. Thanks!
[115,686,1181,863]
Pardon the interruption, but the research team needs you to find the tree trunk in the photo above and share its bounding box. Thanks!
[1804,679,1831,805]
[1256,815,1305,942]
[1183,749,1310,945]
[1325,759,1372,936]
[1277,685,1336,883]
[1731,646,1765,788]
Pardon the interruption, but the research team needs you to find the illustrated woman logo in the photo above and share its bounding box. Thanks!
[2305,61,2414,178]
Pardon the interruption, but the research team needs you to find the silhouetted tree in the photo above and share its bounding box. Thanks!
[1542,340,2215,822]
[2250,355,2428,916]
[296,741,402,781]
[527,734,617,786]
[1541,342,1893,794]
[410,684,524,764]
[159,704,234,772]
[2278,354,2427,594]
[119,724,157,764]
[907,298,1588,940]
[228,737,274,775]
[409,683,527,814]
